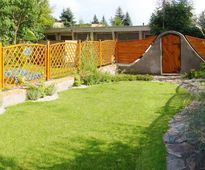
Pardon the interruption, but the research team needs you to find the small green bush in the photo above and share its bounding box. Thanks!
[185,63,205,79]
[73,75,82,86]
[25,82,56,100]
[80,72,112,85]
[45,84,56,96]
[27,89,42,100]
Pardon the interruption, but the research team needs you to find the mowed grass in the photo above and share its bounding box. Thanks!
[0,81,192,170]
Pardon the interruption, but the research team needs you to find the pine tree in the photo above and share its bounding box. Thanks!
[92,14,99,24]
[123,12,132,26]
[101,16,108,26]
[60,8,75,27]
[112,6,125,26]
[115,7,124,21]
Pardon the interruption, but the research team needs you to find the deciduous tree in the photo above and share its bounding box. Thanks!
[0,0,53,44]
[149,0,203,37]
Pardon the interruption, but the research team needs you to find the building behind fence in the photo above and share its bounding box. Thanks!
[0,40,116,88]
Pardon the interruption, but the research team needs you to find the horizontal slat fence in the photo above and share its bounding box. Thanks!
[185,35,205,60]
[0,40,116,88]
[115,36,156,64]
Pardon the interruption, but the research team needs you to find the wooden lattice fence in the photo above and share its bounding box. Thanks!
[0,40,116,87]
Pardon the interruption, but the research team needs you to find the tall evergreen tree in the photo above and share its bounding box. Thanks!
[115,7,124,21]
[112,7,125,26]
[60,8,75,27]
[123,12,132,26]
[92,14,99,24]
[101,16,108,26]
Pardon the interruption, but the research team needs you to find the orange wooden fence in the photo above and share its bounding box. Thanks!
[115,36,157,64]
[185,35,205,60]
[0,40,116,88]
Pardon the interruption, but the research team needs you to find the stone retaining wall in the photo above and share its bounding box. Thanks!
[0,76,74,108]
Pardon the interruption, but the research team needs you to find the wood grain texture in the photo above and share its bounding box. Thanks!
[115,36,157,64]
[162,34,181,73]
[185,35,205,60]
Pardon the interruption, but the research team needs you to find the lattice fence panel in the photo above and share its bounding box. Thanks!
[50,42,78,79]
[81,41,100,66]
[3,44,46,86]
[101,40,116,65]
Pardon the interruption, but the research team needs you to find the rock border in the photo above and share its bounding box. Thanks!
[154,76,205,170]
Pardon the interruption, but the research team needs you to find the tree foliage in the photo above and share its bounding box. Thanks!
[198,11,205,36]
[115,7,124,21]
[149,0,204,38]
[92,14,99,24]
[124,12,133,26]
[111,7,133,26]
[60,8,76,27]
[101,16,108,26]
[111,7,125,26]
[0,0,54,44]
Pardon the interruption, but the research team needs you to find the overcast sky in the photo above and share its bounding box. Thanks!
[49,0,205,25]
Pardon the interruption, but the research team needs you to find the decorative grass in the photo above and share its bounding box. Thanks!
[0,81,192,170]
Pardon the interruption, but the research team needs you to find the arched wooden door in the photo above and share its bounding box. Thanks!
[162,34,181,73]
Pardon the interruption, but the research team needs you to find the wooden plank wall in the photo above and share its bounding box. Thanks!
[185,35,205,60]
[115,36,156,64]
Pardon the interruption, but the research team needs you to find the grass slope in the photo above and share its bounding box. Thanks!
[0,81,192,170]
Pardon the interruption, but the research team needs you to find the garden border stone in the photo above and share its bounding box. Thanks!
[154,76,205,170]
[0,76,74,114]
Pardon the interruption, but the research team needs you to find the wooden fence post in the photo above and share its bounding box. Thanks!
[99,40,102,67]
[115,41,118,63]
[77,40,82,71]
[46,41,51,80]
[113,41,117,64]
[0,43,4,88]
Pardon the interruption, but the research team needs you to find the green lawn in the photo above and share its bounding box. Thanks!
[0,81,192,170]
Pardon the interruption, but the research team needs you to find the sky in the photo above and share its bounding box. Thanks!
[49,0,205,25]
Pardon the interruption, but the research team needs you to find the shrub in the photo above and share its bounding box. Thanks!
[73,75,82,86]
[25,81,56,100]
[27,89,42,100]
[44,84,56,96]
[111,74,153,82]
[74,72,153,86]
[184,63,205,79]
